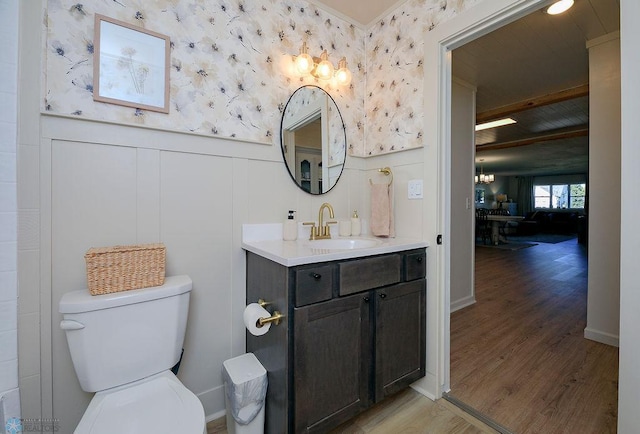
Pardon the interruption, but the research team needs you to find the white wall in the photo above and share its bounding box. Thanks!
[18,2,430,427]
[38,116,372,429]
[0,0,21,427]
[450,79,476,312]
[35,115,429,431]
[19,0,460,426]
[18,0,371,428]
[618,0,640,430]
[585,33,621,347]
[17,1,46,424]
[18,0,638,430]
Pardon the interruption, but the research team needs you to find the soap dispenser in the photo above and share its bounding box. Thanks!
[351,210,361,236]
[283,210,298,241]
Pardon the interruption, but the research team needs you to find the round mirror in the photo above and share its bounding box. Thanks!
[280,85,346,194]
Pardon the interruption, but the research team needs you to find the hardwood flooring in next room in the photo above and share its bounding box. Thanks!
[450,239,619,433]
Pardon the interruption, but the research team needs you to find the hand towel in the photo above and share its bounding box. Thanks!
[370,182,395,237]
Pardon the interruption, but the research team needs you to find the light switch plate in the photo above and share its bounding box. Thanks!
[408,179,423,199]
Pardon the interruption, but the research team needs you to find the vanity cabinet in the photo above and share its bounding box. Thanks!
[293,293,370,433]
[246,248,426,434]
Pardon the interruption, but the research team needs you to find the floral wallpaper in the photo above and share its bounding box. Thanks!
[364,0,479,155]
[44,0,365,152]
[44,0,478,157]
[327,100,345,166]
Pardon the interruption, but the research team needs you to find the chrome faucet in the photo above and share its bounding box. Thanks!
[303,202,337,240]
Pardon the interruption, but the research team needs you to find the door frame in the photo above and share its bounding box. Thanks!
[422,0,550,397]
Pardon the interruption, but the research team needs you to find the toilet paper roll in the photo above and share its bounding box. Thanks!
[243,303,272,336]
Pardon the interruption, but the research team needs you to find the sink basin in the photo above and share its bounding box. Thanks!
[307,238,381,250]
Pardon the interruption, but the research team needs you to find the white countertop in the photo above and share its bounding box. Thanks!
[242,223,429,267]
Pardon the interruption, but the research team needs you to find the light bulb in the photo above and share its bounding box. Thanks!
[546,0,574,15]
[335,57,352,86]
[295,42,314,75]
[296,54,314,74]
[316,50,334,80]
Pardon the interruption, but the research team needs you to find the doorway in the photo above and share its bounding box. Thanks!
[429,0,620,432]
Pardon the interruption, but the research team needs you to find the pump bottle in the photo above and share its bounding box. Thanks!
[283,210,298,241]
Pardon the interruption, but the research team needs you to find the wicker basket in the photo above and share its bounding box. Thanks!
[84,243,166,296]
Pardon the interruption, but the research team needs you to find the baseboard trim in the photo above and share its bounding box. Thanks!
[584,327,619,347]
[442,392,515,434]
[450,295,476,313]
[410,383,437,401]
[410,372,439,400]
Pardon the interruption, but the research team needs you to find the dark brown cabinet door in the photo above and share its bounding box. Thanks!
[293,293,372,433]
[374,279,426,402]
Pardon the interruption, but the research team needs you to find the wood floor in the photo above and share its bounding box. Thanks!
[207,388,499,433]
[328,389,500,433]
[450,238,619,433]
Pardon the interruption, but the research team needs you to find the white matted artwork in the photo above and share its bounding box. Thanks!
[93,14,170,113]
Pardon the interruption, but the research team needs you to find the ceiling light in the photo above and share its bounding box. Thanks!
[475,117,517,131]
[546,0,574,15]
[475,159,495,184]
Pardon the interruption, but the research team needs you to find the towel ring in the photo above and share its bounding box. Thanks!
[369,167,393,185]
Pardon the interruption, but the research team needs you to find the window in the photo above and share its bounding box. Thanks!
[534,183,585,209]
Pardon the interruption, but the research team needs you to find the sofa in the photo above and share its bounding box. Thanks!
[516,211,583,235]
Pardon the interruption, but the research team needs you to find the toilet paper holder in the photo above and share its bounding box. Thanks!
[257,299,284,327]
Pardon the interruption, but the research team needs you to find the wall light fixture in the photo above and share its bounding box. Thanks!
[294,42,352,86]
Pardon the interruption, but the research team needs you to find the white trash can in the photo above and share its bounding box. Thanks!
[223,353,267,434]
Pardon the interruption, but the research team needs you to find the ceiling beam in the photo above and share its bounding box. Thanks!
[476,126,589,152]
[476,84,590,124]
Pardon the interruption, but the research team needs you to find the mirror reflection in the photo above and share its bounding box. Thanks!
[281,85,346,194]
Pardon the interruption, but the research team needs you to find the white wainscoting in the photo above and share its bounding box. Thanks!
[36,115,369,428]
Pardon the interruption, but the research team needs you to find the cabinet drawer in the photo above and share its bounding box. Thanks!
[339,254,401,296]
[404,250,426,281]
[295,264,333,307]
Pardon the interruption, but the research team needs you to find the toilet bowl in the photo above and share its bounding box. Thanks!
[76,371,204,434]
[59,275,205,434]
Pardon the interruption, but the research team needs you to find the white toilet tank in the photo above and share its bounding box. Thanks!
[59,275,193,393]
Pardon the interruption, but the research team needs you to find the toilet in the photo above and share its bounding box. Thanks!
[59,275,206,434]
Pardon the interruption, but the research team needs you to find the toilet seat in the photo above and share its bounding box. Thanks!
[75,370,205,434]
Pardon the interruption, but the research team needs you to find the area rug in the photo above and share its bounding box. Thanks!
[507,233,577,244]
[476,241,538,251]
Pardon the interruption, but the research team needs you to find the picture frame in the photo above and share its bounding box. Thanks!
[93,14,170,113]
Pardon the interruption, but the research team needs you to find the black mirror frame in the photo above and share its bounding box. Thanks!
[280,85,347,195]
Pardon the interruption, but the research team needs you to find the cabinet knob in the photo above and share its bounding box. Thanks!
[310,272,321,280]
[379,293,387,299]
[416,256,423,263]
[363,296,370,303]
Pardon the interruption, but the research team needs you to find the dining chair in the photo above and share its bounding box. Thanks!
[475,208,491,245]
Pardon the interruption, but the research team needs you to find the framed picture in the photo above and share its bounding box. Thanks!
[93,14,170,113]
